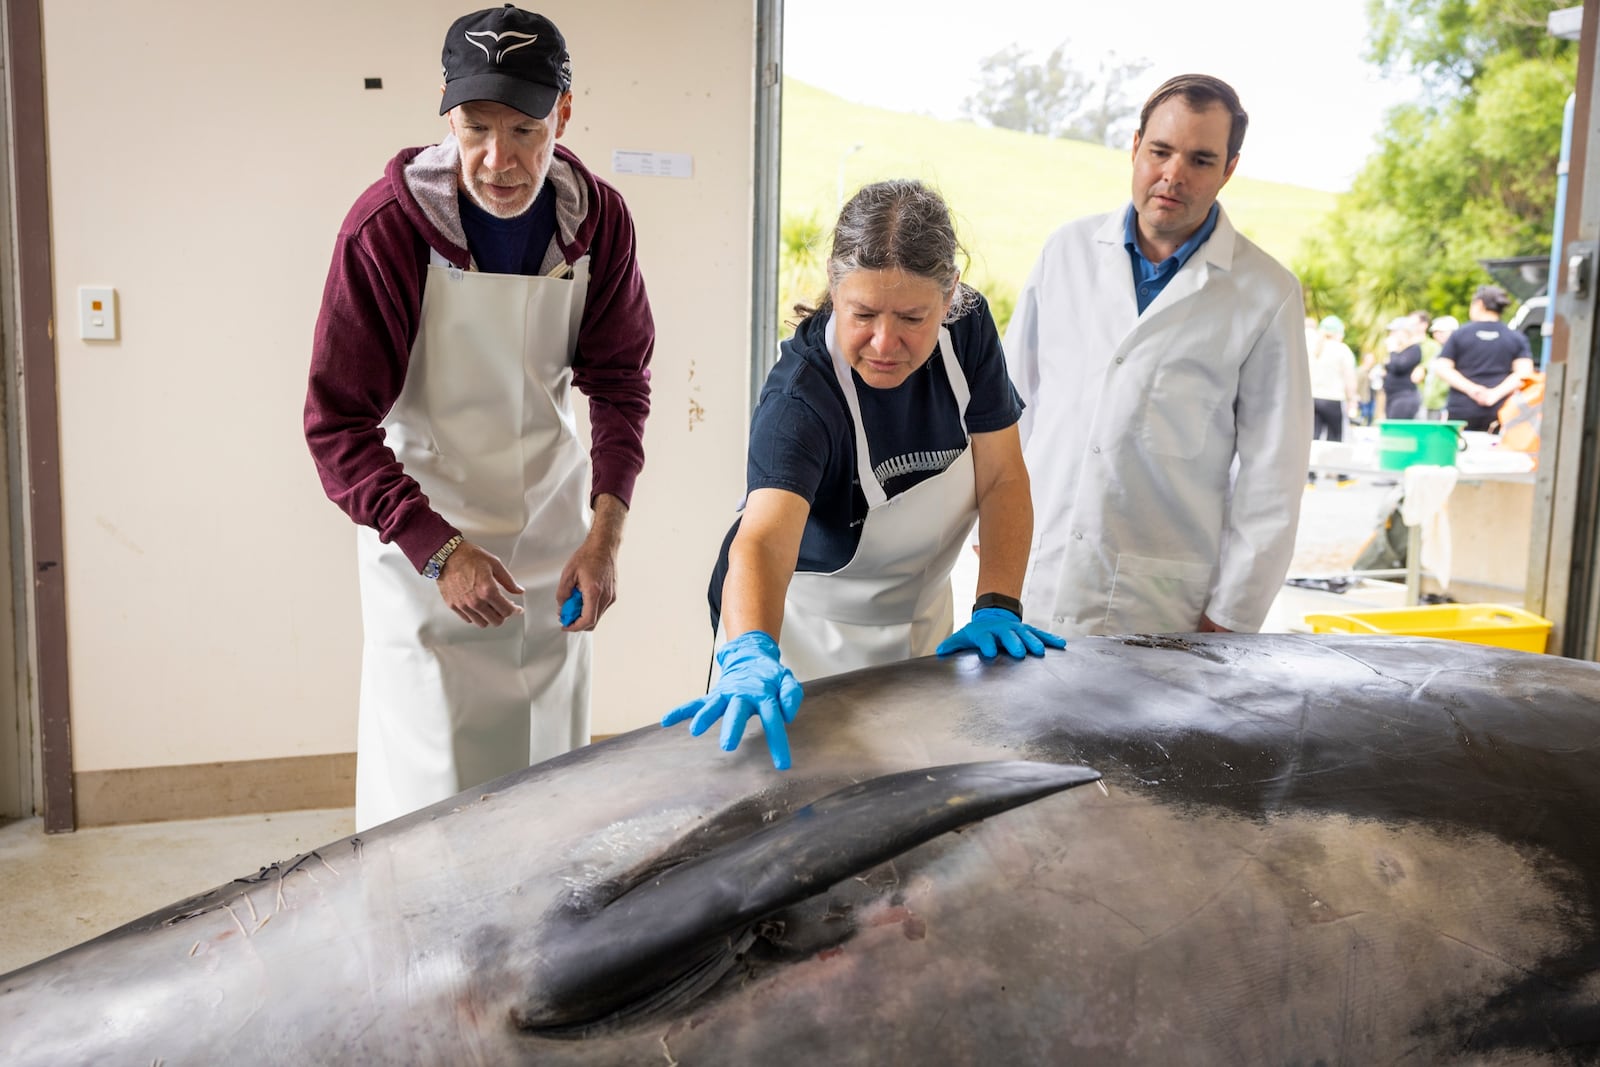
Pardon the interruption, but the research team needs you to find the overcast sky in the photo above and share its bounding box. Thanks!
[783,0,1421,192]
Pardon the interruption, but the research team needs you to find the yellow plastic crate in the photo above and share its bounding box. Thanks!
[1303,603,1553,653]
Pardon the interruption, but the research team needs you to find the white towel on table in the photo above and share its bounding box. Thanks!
[1401,465,1459,590]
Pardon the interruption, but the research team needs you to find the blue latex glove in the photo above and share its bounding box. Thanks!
[936,607,1067,660]
[661,630,803,770]
[559,588,583,627]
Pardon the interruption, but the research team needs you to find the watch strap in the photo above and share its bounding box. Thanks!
[973,591,1024,619]
[423,534,464,580]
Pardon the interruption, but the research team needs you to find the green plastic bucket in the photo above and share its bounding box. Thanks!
[1377,420,1465,471]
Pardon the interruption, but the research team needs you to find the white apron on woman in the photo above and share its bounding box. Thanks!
[355,252,591,830]
[720,316,978,682]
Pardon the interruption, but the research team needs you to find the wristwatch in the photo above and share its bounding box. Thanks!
[973,591,1024,618]
[422,535,464,580]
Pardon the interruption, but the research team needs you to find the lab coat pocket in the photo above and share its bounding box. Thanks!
[1104,554,1214,634]
[1142,360,1225,459]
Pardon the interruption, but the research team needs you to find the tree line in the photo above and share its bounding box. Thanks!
[1297,0,1576,353]
[956,4,1578,353]
[776,1,1576,350]
[962,43,1151,147]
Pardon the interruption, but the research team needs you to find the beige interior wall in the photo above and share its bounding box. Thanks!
[42,0,754,772]
[0,13,25,815]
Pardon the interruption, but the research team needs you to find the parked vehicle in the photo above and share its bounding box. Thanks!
[1481,254,1550,361]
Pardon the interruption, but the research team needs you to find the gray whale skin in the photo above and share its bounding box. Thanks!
[5,632,1600,1064]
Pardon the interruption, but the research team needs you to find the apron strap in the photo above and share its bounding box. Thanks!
[825,315,971,509]
[428,247,468,278]
[938,326,971,413]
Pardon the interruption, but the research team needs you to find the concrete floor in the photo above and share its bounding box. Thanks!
[0,806,354,975]
[0,471,1434,978]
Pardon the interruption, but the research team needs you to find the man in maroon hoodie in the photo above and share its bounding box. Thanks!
[305,5,654,830]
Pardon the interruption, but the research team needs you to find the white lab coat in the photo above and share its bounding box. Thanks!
[1005,204,1312,636]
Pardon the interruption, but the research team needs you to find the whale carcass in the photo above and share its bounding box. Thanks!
[4,632,1600,1063]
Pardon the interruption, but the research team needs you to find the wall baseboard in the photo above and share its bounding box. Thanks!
[72,738,631,827]
[74,753,356,828]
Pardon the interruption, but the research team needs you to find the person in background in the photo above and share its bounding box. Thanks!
[1434,285,1534,432]
[1355,345,1386,425]
[1414,311,1453,421]
[1308,314,1359,487]
[662,180,1063,771]
[1381,315,1425,420]
[1003,73,1312,636]
[305,6,655,830]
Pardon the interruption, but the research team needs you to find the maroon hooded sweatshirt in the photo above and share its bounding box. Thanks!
[305,140,654,572]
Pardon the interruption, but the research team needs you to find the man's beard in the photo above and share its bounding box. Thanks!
[463,170,546,219]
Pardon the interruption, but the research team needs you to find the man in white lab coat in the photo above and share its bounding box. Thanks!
[1005,73,1312,637]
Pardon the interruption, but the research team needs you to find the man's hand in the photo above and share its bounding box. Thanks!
[556,493,628,632]
[1198,614,1231,633]
[556,538,616,632]
[437,540,524,628]
[1483,371,1533,408]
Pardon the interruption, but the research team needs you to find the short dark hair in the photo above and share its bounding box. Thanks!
[1473,284,1510,314]
[1138,74,1248,161]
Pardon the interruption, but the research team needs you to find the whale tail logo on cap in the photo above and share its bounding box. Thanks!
[465,29,539,64]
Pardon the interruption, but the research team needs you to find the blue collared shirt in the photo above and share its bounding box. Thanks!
[1124,202,1220,314]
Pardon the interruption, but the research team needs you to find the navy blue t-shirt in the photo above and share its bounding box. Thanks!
[1440,320,1531,423]
[1384,343,1422,403]
[707,292,1022,630]
[457,184,557,275]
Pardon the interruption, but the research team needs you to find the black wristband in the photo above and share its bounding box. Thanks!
[973,592,1023,618]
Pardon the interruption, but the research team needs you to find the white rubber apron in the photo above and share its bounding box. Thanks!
[722,316,977,682]
[355,251,591,830]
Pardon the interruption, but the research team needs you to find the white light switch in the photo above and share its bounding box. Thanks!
[78,286,117,341]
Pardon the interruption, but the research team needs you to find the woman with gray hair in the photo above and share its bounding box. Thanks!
[663,179,1063,770]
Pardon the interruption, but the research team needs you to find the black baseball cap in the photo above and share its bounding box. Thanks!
[439,5,571,118]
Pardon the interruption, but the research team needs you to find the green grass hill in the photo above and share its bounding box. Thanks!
[780,78,1337,326]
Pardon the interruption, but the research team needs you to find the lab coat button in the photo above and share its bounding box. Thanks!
[1091,445,1101,454]
[1073,531,1084,540]
[1115,356,1125,364]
